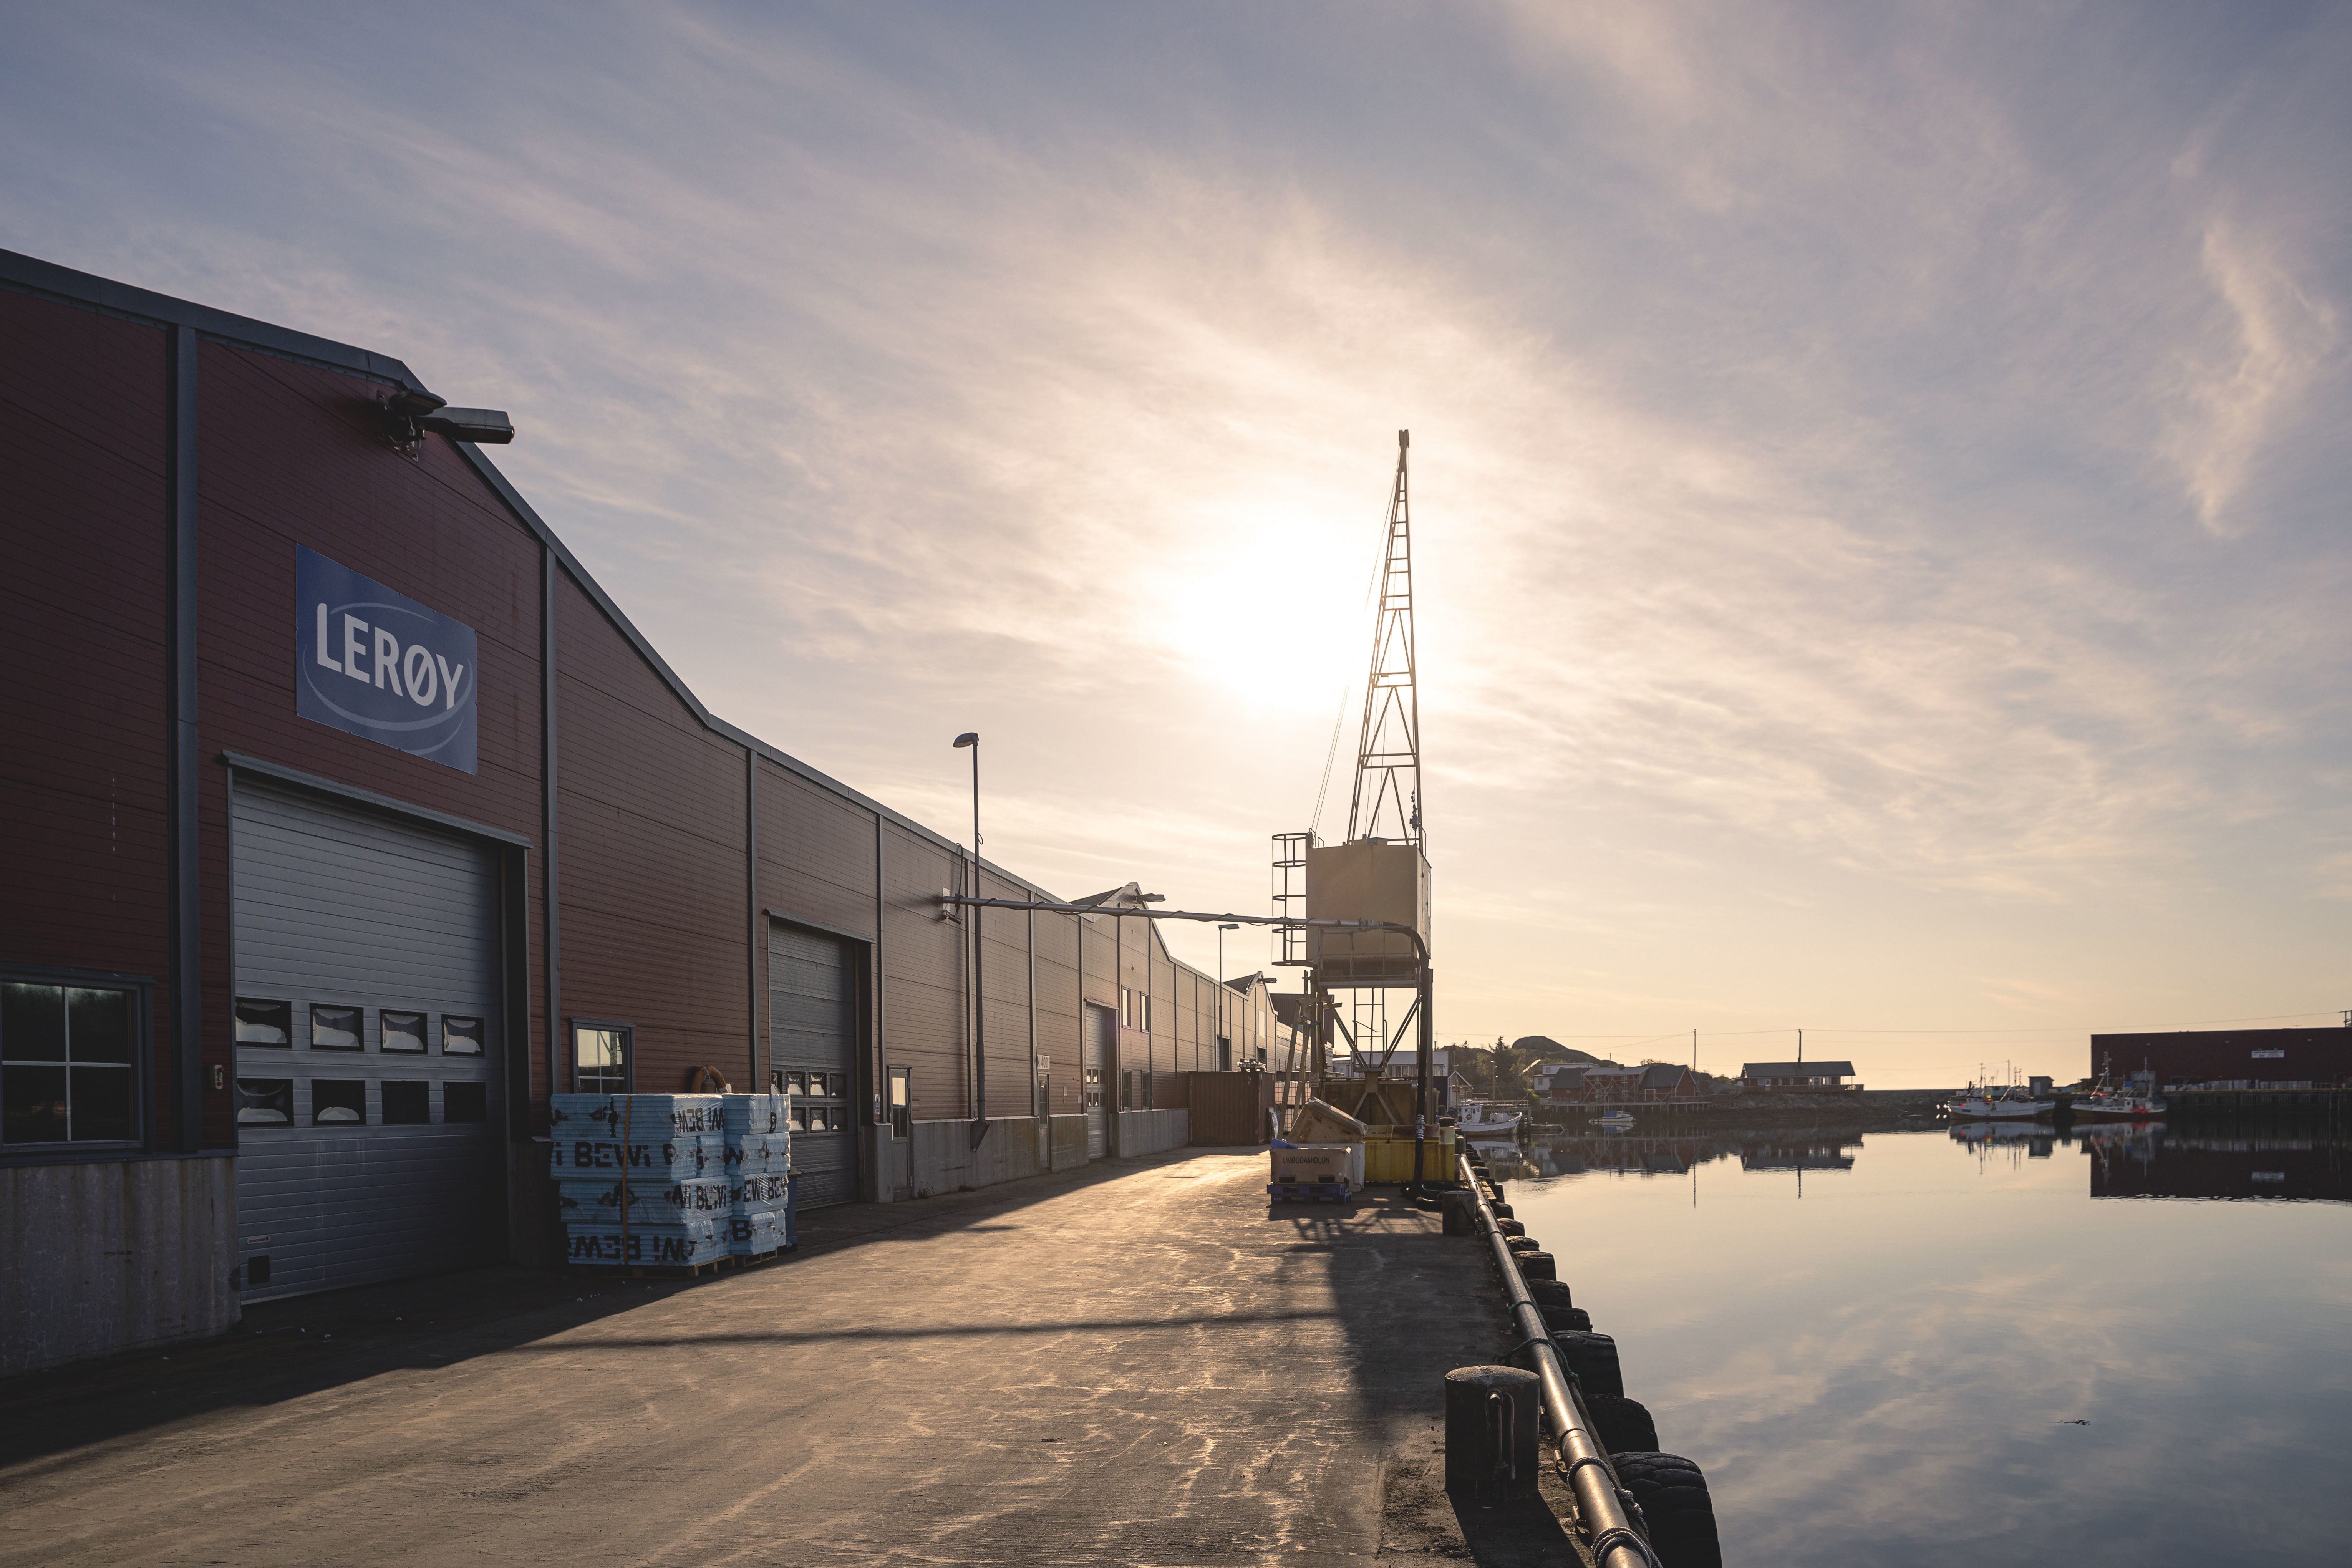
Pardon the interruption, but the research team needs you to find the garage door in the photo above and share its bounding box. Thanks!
[231,778,502,1303]
[770,922,859,1208]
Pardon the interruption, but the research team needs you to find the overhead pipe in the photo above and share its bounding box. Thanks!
[1458,1147,1659,1568]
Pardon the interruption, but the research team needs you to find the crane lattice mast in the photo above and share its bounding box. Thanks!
[1346,429,1424,852]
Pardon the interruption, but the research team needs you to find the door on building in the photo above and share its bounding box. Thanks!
[1083,1001,1114,1159]
[770,922,859,1208]
[230,779,503,1304]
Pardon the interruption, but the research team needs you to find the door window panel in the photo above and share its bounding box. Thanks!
[443,1081,487,1123]
[381,1081,430,1124]
[236,998,292,1045]
[312,1079,366,1125]
[236,1078,293,1125]
[775,1062,850,1132]
[310,1005,363,1050]
[441,1016,483,1056]
[381,1011,427,1053]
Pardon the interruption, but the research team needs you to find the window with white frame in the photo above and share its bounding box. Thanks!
[572,1021,632,1094]
[2,981,139,1147]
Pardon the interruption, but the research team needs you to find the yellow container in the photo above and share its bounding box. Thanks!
[1362,1128,1454,1184]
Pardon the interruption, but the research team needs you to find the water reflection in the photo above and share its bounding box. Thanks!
[1481,1119,2350,1202]
[1495,1116,2352,1567]
[2082,1126,2349,1203]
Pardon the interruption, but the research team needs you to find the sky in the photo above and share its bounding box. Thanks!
[7,2,2347,1085]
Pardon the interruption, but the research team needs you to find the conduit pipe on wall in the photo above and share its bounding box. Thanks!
[1459,1149,1658,1568]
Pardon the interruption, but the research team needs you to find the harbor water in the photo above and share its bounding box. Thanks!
[1495,1120,2351,1566]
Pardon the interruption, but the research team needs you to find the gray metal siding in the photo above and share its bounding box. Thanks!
[770,921,858,1207]
[232,780,502,1302]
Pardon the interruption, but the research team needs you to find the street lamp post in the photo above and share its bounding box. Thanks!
[1217,923,1239,1070]
[953,732,986,1145]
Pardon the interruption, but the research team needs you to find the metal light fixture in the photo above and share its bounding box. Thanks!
[380,387,515,454]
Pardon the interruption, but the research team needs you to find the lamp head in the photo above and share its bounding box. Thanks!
[1219,923,1240,931]
[953,732,978,748]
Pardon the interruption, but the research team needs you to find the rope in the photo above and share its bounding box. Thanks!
[1501,1330,1570,1376]
[1587,1523,1662,1568]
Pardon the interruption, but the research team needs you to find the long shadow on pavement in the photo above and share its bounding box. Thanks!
[1266,1183,1586,1566]
[0,1149,1189,1473]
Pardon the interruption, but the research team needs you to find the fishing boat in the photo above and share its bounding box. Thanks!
[1942,1083,2054,1120]
[2071,1087,2166,1122]
[1456,1099,1524,1136]
[1589,1110,1636,1130]
[2070,1054,2167,1122]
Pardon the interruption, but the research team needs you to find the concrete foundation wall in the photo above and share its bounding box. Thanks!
[901,1116,1047,1199]
[2,1155,239,1376]
[1118,1108,1189,1158]
[1047,1114,1088,1172]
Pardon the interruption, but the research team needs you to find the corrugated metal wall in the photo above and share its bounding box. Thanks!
[4,259,1304,1290]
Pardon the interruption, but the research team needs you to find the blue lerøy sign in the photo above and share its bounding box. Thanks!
[295,547,478,772]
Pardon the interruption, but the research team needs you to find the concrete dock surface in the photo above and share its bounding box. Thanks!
[0,1149,1589,1566]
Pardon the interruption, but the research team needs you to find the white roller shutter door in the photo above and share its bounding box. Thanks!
[231,778,502,1302]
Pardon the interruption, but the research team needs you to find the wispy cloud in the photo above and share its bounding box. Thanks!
[3,0,2345,1052]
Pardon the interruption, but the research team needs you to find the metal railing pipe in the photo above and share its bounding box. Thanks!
[1459,1149,1656,1568]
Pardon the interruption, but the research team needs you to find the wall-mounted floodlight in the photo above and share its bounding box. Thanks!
[419,406,515,443]
[380,386,515,451]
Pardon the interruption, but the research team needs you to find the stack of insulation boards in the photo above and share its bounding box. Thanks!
[721,1092,795,1258]
[552,1094,730,1268]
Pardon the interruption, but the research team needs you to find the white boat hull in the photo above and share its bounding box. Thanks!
[1946,1097,2053,1120]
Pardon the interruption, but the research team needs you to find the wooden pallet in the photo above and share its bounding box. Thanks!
[1266,1182,1354,1203]
[727,1243,800,1268]
[567,1257,729,1280]
[569,1241,802,1281]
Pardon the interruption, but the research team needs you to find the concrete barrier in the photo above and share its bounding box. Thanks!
[1117,1108,1189,1157]
[2,1154,238,1376]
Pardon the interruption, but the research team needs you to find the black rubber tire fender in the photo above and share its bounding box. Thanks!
[1582,1393,1656,1453]
[1609,1451,1722,1568]
[1528,1279,1575,1309]
[1540,1304,1591,1334]
[1551,1331,1623,1399]
[1497,1218,1525,1237]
